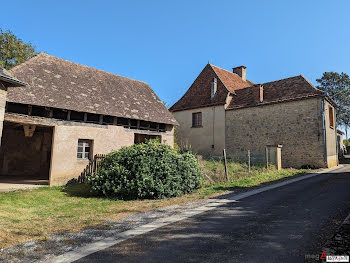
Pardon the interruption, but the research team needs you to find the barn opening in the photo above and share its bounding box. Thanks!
[134,133,161,144]
[0,121,53,185]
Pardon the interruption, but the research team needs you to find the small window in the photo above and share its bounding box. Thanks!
[329,106,334,129]
[117,117,129,127]
[103,115,114,125]
[77,140,93,159]
[159,123,166,132]
[192,112,202,127]
[211,78,217,99]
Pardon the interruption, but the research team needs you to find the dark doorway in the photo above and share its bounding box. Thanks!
[0,121,52,184]
[134,133,161,144]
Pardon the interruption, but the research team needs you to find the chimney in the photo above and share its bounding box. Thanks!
[233,66,247,81]
[259,84,264,102]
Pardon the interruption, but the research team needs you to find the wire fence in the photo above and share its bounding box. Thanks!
[219,148,279,167]
[198,146,282,183]
[202,146,282,181]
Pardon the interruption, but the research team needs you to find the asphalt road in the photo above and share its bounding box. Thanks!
[75,165,350,263]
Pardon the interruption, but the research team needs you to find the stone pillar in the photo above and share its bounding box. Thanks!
[0,84,7,147]
[266,144,283,170]
[276,145,282,171]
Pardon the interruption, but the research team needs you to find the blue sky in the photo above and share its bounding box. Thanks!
[2,0,350,107]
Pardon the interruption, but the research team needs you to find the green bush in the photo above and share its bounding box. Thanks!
[87,140,202,200]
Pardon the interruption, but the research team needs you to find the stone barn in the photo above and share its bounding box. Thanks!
[0,53,177,186]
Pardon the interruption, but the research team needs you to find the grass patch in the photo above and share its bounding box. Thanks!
[0,160,307,248]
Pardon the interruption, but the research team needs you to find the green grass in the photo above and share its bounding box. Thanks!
[199,159,307,197]
[0,160,307,248]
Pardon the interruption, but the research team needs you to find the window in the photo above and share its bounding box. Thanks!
[77,140,92,159]
[211,78,217,99]
[134,133,161,144]
[329,106,334,128]
[192,112,202,127]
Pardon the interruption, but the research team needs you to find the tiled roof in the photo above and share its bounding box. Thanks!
[226,75,325,110]
[169,64,253,112]
[7,53,177,125]
[0,66,26,87]
[210,65,254,93]
[170,63,325,112]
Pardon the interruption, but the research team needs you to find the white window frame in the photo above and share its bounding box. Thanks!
[77,139,93,160]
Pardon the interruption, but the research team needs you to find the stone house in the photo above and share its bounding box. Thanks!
[170,63,338,168]
[0,53,177,186]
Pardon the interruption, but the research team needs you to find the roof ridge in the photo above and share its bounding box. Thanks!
[170,64,214,111]
[210,64,243,79]
[8,53,43,72]
[262,74,324,94]
[299,74,324,93]
[12,52,149,86]
[262,75,304,85]
[7,53,177,125]
[208,64,233,94]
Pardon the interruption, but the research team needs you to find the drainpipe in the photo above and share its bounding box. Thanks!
[321,97,328,167]
[212,106,215,151]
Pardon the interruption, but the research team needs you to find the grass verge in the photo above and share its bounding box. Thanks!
[0,160,307,248]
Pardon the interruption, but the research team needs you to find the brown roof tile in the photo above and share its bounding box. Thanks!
[7,53,177,125]
[227,75,325,109]
[210,64,253,93]
[170,64,252,112]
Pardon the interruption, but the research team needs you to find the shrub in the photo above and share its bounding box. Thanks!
[87,140,202,200]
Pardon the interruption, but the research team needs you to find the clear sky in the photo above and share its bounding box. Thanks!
[2,0,350,107]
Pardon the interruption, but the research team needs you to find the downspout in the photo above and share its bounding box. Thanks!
[212,106,215,151]
[321,97,328,167]
[334,103,339,166]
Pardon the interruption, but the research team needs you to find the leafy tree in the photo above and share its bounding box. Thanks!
[0,28,37,69]
[316,72,350,138]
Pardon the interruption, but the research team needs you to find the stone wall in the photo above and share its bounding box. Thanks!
[324,99,338,167]
[173,105,225,157]
[3,113,174,186]
[49,124,134,185]
[50,124,174,186]
[225,97,327,168]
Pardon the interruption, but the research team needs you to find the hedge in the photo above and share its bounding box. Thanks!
[87,140,202,200]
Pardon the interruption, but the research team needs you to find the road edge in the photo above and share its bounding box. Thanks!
[47,165,345,263]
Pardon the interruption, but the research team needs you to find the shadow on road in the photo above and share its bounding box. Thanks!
[75,166,350,263]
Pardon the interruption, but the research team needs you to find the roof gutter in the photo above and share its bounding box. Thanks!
[226,94,324,111]
[0,75,27,87]
[324,94,337,108]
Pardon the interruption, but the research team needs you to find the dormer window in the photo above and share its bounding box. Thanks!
[211,77,217,100]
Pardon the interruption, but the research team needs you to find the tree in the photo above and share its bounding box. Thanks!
[316,72,350,139]
[0,28,37,70]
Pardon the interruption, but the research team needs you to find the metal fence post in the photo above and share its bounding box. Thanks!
[223,149,228,181]
[265,146,269,169]
[248,150,251,173]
